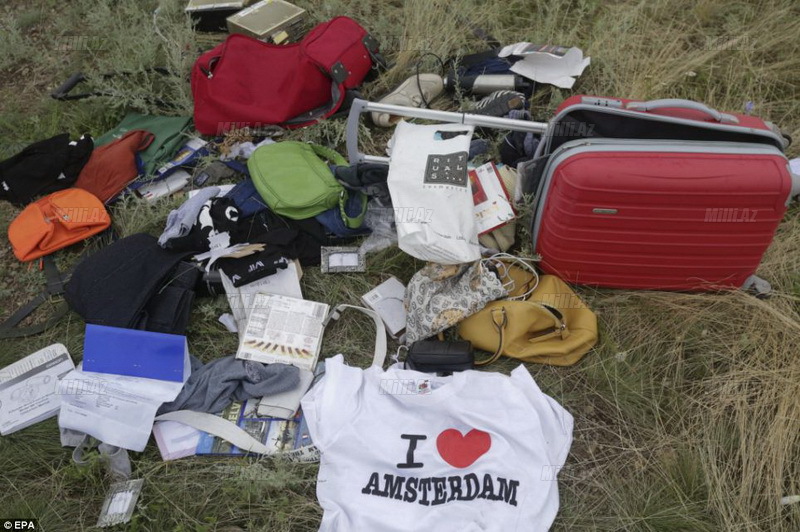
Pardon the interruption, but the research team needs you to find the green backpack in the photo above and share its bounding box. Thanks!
[95,113,193,177]
[248,141,367,227]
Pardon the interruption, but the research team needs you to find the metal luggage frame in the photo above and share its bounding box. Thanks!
[345,98,548,164]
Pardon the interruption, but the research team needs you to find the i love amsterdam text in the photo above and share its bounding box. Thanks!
[361,472,520,506]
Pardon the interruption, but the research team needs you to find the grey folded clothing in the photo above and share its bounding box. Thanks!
[158,186,221,247]
[157,355,300,415]
[257,368,315,419]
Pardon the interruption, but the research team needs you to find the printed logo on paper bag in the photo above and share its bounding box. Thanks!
[360,428,521,506]
[424,152,468,187]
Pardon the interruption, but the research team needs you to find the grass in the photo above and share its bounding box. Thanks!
[1,0,799,530]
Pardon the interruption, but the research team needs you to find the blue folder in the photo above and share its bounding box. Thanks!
[82,324,189,382]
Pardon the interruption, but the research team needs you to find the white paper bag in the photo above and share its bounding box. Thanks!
[387,121,480,264]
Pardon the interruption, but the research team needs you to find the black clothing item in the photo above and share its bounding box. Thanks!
[333,163,390,203]
[136,260,200,334]
[217,234,294,287]
[220,210,324,286]
[0,134,93,205]
[64,233,197,334]
[219,205,361,287]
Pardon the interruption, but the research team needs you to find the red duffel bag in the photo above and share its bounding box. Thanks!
[192,16,380,135]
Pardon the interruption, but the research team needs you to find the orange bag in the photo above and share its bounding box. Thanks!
[74,129,154,202]
[8,188,111,261]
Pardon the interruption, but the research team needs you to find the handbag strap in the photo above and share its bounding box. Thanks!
[309,143,348,166]
[473,302,567,366]
[308,143,368,228]
[322,304,387,368]
[155,410,274,454]
[474,307,508,366]
[338,190,369,229]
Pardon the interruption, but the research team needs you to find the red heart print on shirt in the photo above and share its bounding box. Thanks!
[436,429,491,468]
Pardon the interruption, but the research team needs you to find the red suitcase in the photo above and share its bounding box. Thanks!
[530,96,800,291]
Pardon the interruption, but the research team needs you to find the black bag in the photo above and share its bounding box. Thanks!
[64,233,199,335]
[405,340,474,374]
[0,134,93,205]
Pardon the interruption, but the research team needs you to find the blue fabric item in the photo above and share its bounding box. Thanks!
[462,56,514,77]
[469,139,490,160]
[315,192,371,237]
[223,159,249,176]
[224,179,268,218]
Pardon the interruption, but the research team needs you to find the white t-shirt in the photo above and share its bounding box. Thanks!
[301,355,574,531]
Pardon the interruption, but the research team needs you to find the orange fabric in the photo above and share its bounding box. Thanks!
[75,129,154,202]
[8,188,111,262]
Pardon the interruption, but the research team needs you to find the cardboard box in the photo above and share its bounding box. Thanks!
[227,0,307,43]
[185,0,256,32]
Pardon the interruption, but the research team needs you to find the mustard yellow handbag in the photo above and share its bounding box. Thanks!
[458,265,598,366]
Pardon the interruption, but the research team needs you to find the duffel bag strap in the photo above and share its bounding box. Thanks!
[473,302,568,366]
[281,80,348,127]
[285,19,380,127]
[0,227,117,339]
[0,255,70,339]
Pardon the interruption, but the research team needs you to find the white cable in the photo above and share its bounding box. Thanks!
[481,252,539,300]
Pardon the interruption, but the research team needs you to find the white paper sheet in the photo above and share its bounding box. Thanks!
[499,42,590,89]
[57,365,186,452]
[0,343,75,435]
[221,261,304,333]
[152,420,201,461]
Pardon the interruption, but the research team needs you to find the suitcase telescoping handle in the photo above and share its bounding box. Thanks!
[625,99,740,125]
[346,98,548,164]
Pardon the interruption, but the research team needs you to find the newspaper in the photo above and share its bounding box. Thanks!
[236,293,329,371]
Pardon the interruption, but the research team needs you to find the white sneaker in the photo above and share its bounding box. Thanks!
[371,73,444,127]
